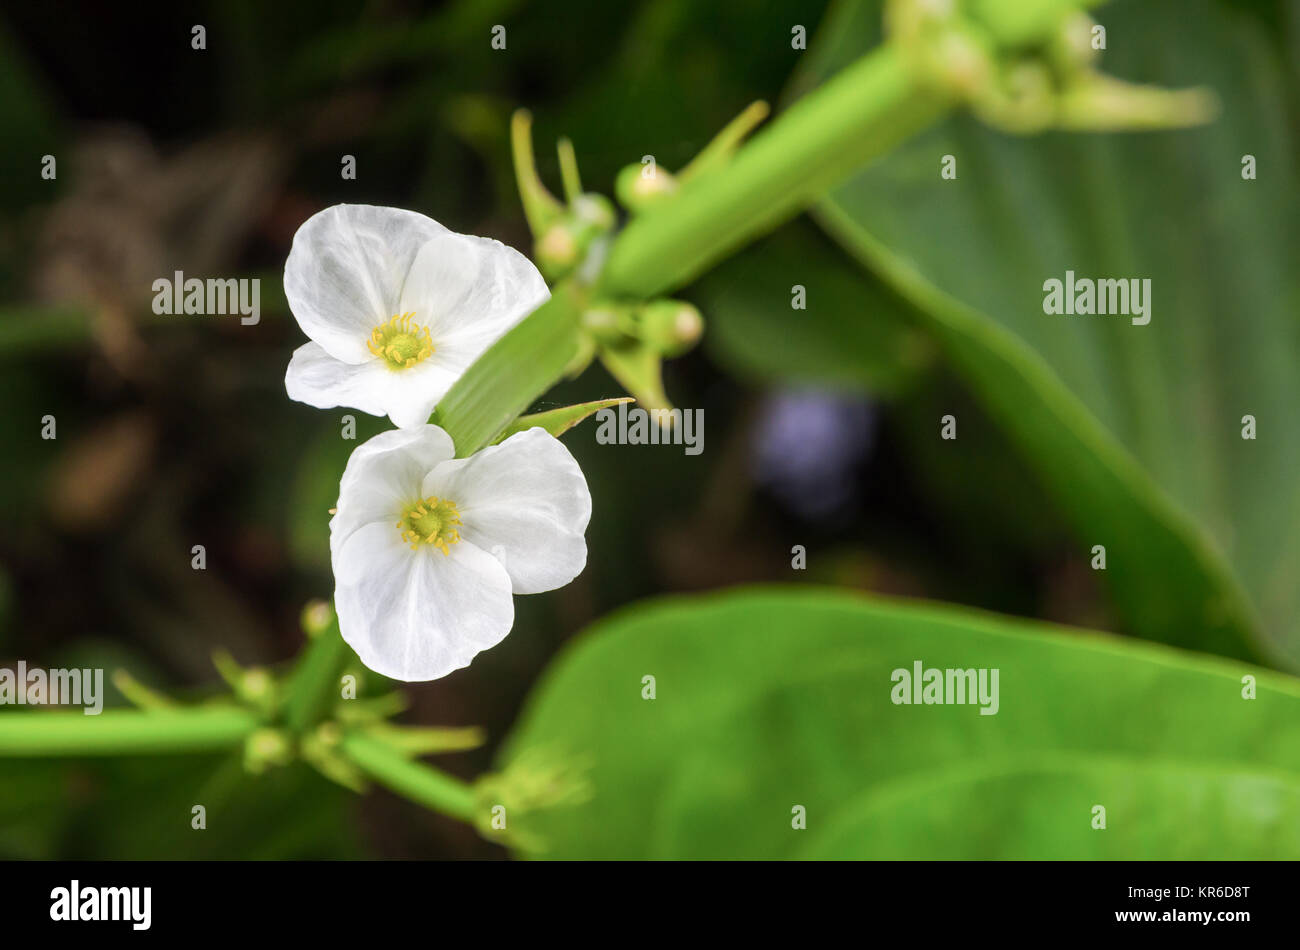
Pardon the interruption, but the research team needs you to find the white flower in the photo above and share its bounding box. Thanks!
[284,204,549,429]
[330,423,591,681]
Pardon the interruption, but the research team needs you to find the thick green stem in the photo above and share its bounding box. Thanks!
[341,732,477,822]
[0,706,258,756]
[0,306,95,355]
[435,48,948,457]
[599,45,950,299]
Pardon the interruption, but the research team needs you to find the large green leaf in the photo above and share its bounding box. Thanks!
[499,587,1300,858]
[800,760,1300,858]
[803,0,1300,667]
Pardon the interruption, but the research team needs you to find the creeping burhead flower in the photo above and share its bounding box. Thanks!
[284,204,549,429]
[331,424,591,681]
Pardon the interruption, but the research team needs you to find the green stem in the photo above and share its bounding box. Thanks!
[341,731,477,822]
[434,49,946,456]
[283,619,350,735]
[556,137,583,203]
[599,45,950,299]
[0,306,95,355]
[0,706,258,756]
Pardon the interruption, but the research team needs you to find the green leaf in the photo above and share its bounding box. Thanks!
[431,286,584,457]
[800,759,1300,859]
[491,397,633,444]
[499,587,1300,858]
[805,0,1300,666]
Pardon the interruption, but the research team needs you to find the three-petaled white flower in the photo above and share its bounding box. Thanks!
[330,423,591,681]
[284,204,549,429]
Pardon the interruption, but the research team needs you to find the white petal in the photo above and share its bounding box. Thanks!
[380,360,461,430]
[422,427,590,594]
[330,424,457,560]
[396,230,549,376]
[284,204,448,364]
[286,341,457,431]
[334,522,514,681]
[285,341,393,417]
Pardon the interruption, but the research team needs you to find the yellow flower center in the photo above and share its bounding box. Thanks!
[397,496,462,554]
[368,312,434,370]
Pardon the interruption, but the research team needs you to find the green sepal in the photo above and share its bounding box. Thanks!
[599,341,671,413]
[492,397,634,444]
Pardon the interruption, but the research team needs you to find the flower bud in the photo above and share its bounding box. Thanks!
[300,599,333,638]
[638,300,703,357]
[974,60,1056,133]
[1048,13,1100,74]
[536,223,581,280]
[615,163,678,212]
[572,193,616,230]
[929,26,994,99]
[243,728,292,774]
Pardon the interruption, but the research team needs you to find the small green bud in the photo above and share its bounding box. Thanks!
[242,668,273,703]
[615,163,678,212]
[1048,13,1100,74]
[536,223,580,279]
[315,721,342,747]
[638,300,703,357]
[244,728,292,774]
[473,750,593,853]
[536,201,616,282]
[885,0,957,44]
[300,599,333,638]
[212,649,277,714]
[572,193,616,231]
[974,60,1056,133]
[933,28,994,98]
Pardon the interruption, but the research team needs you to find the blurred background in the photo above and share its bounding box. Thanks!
[3,0,1287,858]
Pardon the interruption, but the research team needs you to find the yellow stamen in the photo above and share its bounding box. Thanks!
[397,496,463,555]
[367,312,435,370]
